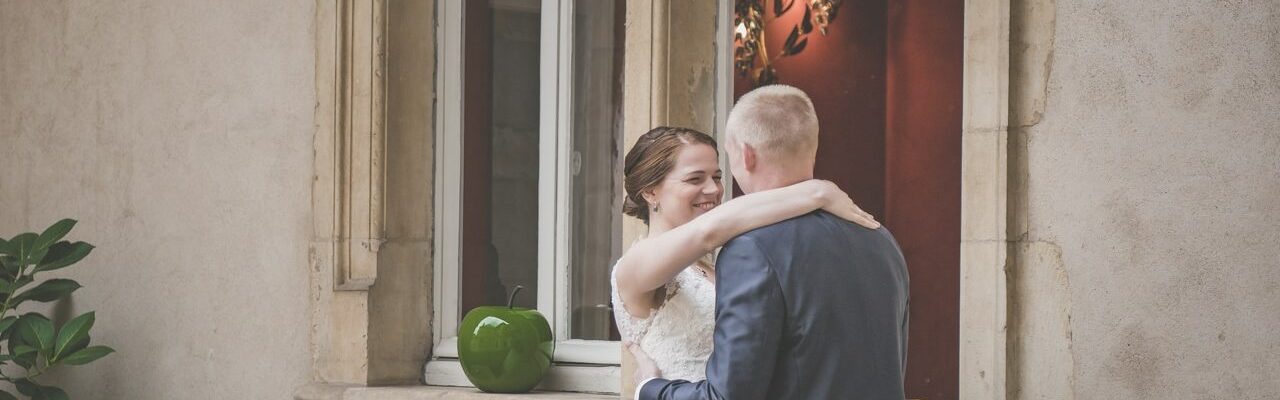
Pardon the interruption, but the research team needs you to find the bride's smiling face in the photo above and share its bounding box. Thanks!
[643,143,724,227]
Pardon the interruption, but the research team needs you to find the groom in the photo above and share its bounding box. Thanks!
[630,85,911,399]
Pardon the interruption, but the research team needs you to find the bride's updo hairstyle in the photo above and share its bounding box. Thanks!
[623,126,718,225]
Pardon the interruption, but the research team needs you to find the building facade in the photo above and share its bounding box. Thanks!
[0,1,1276,399]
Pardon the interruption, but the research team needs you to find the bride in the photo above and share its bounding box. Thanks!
[611,126,879,381]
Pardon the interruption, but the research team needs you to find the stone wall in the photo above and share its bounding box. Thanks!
[0,1,315,398]
[1009,0,1280,398]
[4,1,1278,399]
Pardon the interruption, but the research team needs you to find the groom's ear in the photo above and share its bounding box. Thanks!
[742,142,758,172]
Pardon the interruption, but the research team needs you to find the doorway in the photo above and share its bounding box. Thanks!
[731,0,963,398]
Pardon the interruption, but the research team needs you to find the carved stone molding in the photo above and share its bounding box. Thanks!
[329,0,387,291]
[310,0,384,383]
[308,0,432,386]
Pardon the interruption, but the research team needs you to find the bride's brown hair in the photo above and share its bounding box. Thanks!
[622,126,719,225]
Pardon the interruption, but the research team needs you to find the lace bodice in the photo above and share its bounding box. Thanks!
[611,262,716,381]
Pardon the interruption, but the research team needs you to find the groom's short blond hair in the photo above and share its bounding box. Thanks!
[726,85,819,160]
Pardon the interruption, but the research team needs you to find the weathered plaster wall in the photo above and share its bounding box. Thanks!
[665,0,719,133]
[0,1,314,399]
[1011,0,1280,398]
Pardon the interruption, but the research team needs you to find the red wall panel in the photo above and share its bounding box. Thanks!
[887,0,963,398]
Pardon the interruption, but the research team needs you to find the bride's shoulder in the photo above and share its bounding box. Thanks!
[610,243,643,277]
[610,254,633,290]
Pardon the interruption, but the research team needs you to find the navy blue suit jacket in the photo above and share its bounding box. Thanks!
[639,211,910,400]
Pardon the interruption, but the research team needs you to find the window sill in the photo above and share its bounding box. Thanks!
[295,384,616,400]
[423,359,620,394]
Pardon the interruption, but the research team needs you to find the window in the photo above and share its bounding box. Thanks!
[429,0,626,393]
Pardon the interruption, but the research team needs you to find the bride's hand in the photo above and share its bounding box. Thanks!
[813,180,880,229]
[626,341,663,384]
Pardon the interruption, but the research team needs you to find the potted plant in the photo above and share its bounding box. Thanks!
[0,219,114,400]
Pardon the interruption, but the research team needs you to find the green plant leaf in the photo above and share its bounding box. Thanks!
[0,279,16,295]
[13,344,37,356]
[9,233,36,267]
[15,313,55,356]
[54,312,94,359]
[34,242,93,273]
[25,247,49,272]
[36,241,71,266]
[0,316,18,337]
[0,256,19,278]
[13,279,82,304]
[8,315,38,368]
[12,314,36,345]
[14,380,68,400]
[33,219,76,253]
[59,345,114,366]
[0,389,17,400]
[10,351,35,368]
[0,237,16,276]
[12,380,35,396]
[60,335,90,359]
[0,275,32,297]
[29,316,55,354]
[9,315,30,348]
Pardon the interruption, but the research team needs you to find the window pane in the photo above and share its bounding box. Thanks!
[461,0,542,320]
[570,0,625,340]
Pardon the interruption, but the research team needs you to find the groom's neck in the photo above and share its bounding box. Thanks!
[747,169,814,192]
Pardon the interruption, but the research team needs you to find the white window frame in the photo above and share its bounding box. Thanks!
[429,0,735,394]
[715,0,735,189]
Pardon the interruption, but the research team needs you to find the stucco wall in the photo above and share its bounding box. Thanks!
[0,1,314,399]
[1011,0,1280,398]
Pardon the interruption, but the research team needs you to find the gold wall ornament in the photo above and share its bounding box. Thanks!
[734,0,844,88]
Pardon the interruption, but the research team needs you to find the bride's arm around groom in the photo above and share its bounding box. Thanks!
[631,213,910,400]
[632,233,785,400]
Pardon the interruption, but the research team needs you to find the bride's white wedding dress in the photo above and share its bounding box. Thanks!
[611,262,716,381]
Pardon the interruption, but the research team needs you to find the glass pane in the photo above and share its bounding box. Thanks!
[570,0,625,340]
[461,0,542,320]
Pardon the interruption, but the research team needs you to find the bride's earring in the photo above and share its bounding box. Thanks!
[653,202,661,213]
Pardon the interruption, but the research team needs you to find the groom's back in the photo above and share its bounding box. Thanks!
[734,210,909,399]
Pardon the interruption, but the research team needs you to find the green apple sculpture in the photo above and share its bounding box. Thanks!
[458,285,555,393]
